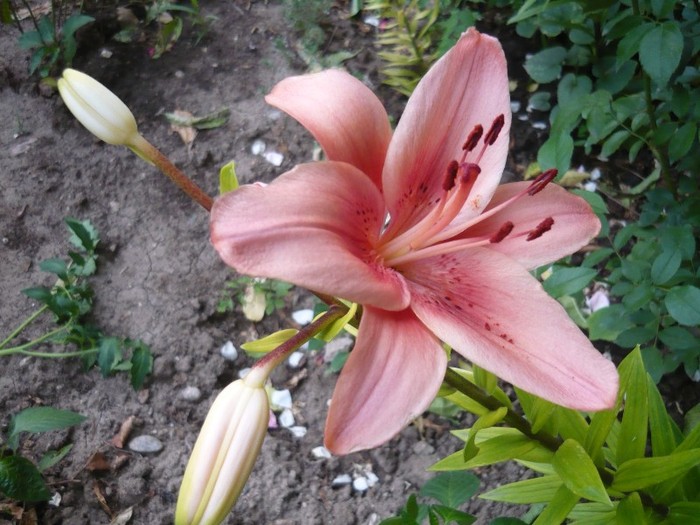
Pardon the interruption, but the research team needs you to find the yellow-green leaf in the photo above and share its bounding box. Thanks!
[219,160,238,194]
[481,475,562,504]
[241,329,298,356]
[615,492,645,525]
[532,485,580,525]
[553,439,611,506]
[611,449,700,491]
[617,347,648,465]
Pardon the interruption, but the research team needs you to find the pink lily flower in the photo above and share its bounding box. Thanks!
[211,29,618,454]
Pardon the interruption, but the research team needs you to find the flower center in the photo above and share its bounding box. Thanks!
[377,115,558,267]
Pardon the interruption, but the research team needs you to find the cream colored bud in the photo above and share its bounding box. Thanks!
[175,368,269,525]
[58,68,140,146]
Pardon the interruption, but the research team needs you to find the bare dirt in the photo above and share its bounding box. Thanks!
[0,2,546,524]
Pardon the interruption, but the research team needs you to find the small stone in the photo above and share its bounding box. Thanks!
[323,335,354,363]
[510,101,521,113]
[412,441,435,455]
[364,15,380,27]
[584,181,598,192]
[220,341,238,361]
[353,477,369,492]
[332,474,352,487]
[263,151,284,166]
[179,386,202,402]
[128,435,163,454]
[287,351,304,368]
[311,446,331,459]
[175,70,185,78]
[278,408,295,428]
[270,389,292,410]
[48,492,61,507]
[99,48,113,58]
[590,167,602,181]
[251,139,266,155]
[366,472,379,487]
[288,426,307,438]
[292,309,314,325]
[532,121,548,130]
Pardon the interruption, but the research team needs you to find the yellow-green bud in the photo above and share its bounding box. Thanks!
[175,368,269,525]
[57,68,140,147]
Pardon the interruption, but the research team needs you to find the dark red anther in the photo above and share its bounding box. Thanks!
[526,217,554,241]
[489,221,514,243]
[527,169,558,196]
[459,163,481,184]
[484,114,505,146]
[462,124,483,152]
[442,160,460,191]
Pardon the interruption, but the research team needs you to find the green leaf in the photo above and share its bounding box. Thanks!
[588,304,635,342]
[537,133,573,175]
[219,160,239,194]
[668,122,696,163]
[129,341,153,390]
[639,22,683,87]
[532,485,579,525]
[65,218,99,252]
[567,501,618,523]
[61,13,94,64]
[553,440,611,505]
[481,475,562,504]
[524,47,568,83]
[669,502,700,524]
[647,374,679,456]
[38,443,74,471]
[7,407,86,451]
[611,449,700,491]
[432,505,476,525]
[542,267,597,298]
[39,258,69,279]
[665,285,700,326]
[97,336,122,376]
[0,456,51,502]
[22,286,53,304]
[419,472,479,508]
[462,408,509,461]
[616,22,653,67]
[616,348,649,465]
[651,247,682,285]
[616,492,645,525]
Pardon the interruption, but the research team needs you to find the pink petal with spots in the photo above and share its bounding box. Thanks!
[265,70,392,191]
[210,162,409,311]
[404,248,618,411]
[383,28,511,236]
[324,307,447,454]
[460,182,601,269]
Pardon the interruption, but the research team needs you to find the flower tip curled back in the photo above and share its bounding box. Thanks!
[58,68,140,146]
[175,373,269,525]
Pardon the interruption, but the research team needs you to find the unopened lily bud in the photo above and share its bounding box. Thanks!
[175,368,269,525]
[58,68,140,147]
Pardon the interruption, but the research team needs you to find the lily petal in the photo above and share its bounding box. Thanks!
[383,28,511,235]
[266,70,392,191]
[325,307,447,454]
[211,162,410,311]
[405,248,618,411]
[461,182,601,269]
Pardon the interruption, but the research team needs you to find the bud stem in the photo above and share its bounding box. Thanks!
[132,135,214,212]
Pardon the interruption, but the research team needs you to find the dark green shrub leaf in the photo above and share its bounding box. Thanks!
[651,247,682,285]
[542,267,597,298]
[39,258,68,279]
[419,472,479,508]
[0,456,51,502]
[639,22,683,87]
[7,407,86,451]
[432,505,476,525]
[668,122,696,163]
[537,133,573,175]
[665,285,700,326]
[97,337,122,376]
[65,218,98,252]
[524,46,567,83]
[616,22,653,67]
[38,443,74,471]
[129,341,153,390]
[588,304,635,341]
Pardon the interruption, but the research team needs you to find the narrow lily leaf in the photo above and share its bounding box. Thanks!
[567,502,617,524]
[481,475,562,504]
[7,407,86,451]
[553,439,611,506]
[616,347,648,465]
[669,502,700,524]
[515,387,557,435]
[532,485,579,525]
[615,492,645,525]
[647,374,678,456]
[472,364,497,394]
[431,433,540,471]
[441,389,490,417]
[241,329,298,355]
[554,407,589,443]
[462,407,508,462]
[675,419,700,452]
[316,302,358,342]
[219,161,239,194]
[611,449,700,491]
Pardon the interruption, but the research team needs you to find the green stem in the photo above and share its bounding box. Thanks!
[642,75,675,194]
[5,348,98,359]
[443,368,563,452]
[0,324,71,356]
[0,305,49,349]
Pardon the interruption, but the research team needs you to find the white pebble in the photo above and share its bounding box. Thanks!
[288,426,307,438]
[584,181,598,192]
[292,309,314,325]
[353,477,369,492]
[364,15,380,27]
[287,351,304,368]
[263,151,284,166]
[270,389,293,410]
[220,341,238,361]
[332,474,352,487]
[251,139,266,155]
[590,167,602,180]
[128,435,164,454]
[510,101,521,113]
[179,386,202,402]
[48,492,61,507]
[366,472,379,487]
[278,408,295,428]
[311,446,332,459]
[532,121,548,130]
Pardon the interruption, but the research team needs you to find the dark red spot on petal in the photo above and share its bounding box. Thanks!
[485,323,491,331]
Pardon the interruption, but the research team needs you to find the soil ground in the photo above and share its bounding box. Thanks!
[2,2,573,524]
